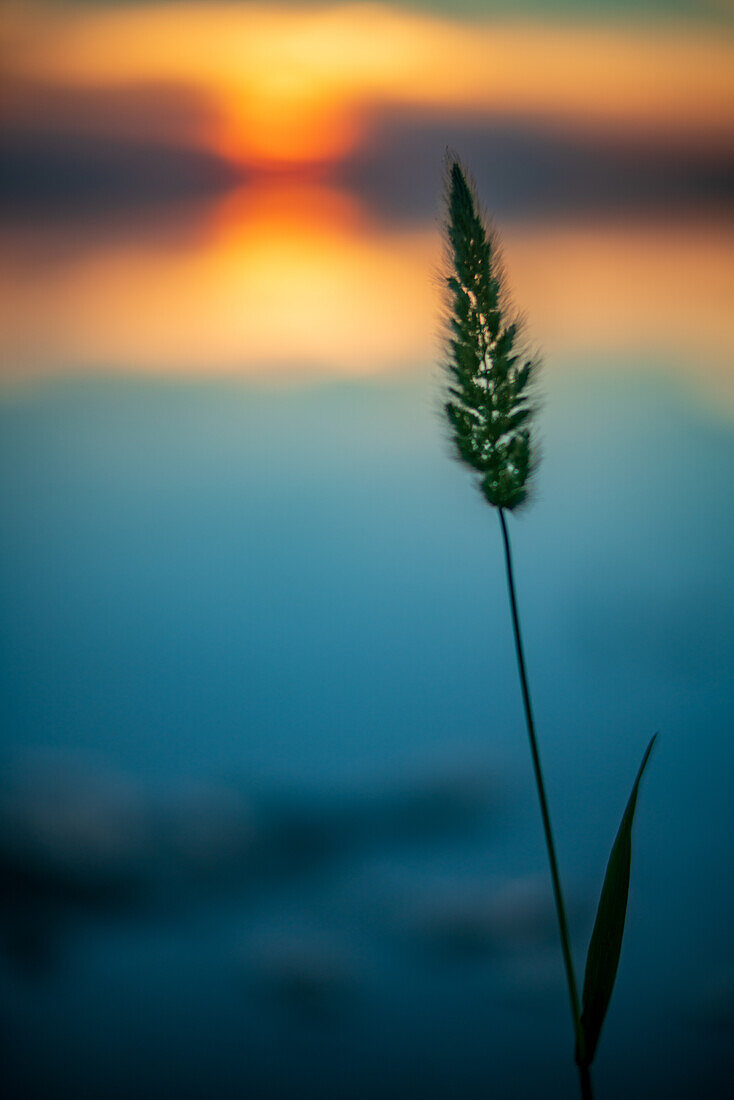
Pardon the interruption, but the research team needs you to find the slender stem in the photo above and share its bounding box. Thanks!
[579,1062,593,1100]
[497,508,593,1100]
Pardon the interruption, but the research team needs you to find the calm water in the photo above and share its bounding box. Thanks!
[1,363,732,1098]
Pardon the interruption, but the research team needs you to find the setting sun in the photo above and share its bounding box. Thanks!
[7,3,734,169]
[222,80,361,168]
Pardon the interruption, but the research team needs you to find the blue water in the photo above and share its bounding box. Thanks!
[1,364,732,1098]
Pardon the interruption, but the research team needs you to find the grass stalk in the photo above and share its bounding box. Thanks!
[498,507,592,1100]
[441,158,653,1096]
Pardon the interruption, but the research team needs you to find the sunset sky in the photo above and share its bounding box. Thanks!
[2,1,733,392]
[7,3,734,162]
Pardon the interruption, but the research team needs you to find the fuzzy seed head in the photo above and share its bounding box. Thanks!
[443,160,539,510]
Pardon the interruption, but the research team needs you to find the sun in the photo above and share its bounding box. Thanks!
[220,75,363,169]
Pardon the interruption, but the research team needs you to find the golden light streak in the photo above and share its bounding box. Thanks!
[0,184,435,375]
[1,185,732,398]
[503,217,734,394]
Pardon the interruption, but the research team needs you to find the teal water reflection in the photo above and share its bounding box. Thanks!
[1,365,732,1097]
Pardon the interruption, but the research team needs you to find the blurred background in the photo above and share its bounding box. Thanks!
[1,2,733,1097]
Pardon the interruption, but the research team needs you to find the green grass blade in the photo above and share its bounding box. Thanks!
[578,734,657,1067]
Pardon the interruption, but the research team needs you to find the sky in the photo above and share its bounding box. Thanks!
[7,3,734,161]
[1,2,733,392]
[10,0,733,17]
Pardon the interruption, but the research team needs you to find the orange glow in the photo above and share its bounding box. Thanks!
[2,183,733,404]
[7,4,734,166]
[0,184,436,375]
[502,218,734,394]
[221,83,362,168]
[2,4,733,405]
